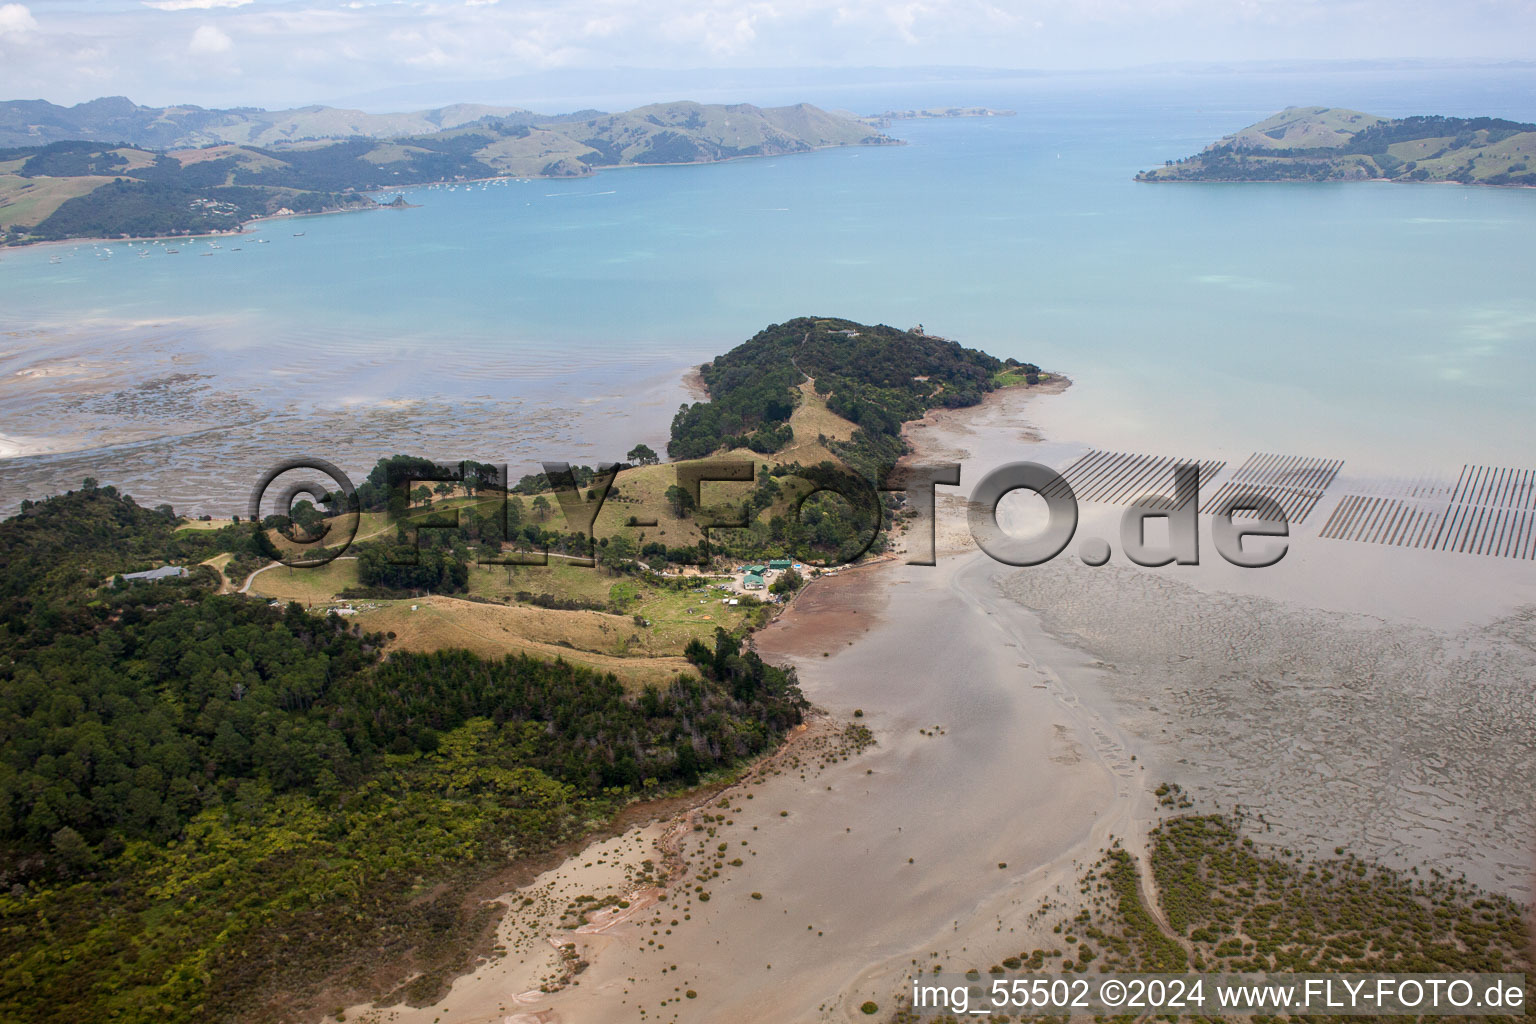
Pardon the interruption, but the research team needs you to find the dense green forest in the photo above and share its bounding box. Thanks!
[668,316,1034,474]
[0,483,806,1023]
[34,177,364,241]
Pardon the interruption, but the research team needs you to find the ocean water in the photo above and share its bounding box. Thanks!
[1,66,1534,513]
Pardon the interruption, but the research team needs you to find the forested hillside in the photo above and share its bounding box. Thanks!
[0,483,805,1024]
[669,316,1035,475]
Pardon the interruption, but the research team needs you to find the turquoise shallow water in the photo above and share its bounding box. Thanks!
[1,67,1533,512]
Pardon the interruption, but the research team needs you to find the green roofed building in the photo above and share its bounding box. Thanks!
[767,559,792,570]
[743,573,766,590]
[744,564,767,575]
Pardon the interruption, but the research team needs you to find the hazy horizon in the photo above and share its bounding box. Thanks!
[4,59,1536,123]
[1,0,1534,111]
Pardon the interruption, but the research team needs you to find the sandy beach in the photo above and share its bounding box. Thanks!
[319,377,1535,1024]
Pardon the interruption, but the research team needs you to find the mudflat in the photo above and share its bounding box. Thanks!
[329,380,1536,1024]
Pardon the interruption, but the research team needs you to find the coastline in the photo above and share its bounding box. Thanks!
[1,138,904,252]
[1,200,381,253]
[317,376,1145,1024]
[1135,173,1536,188]
[285,718,838,1024]
[325,364,1536,1024]
[11,342,1527,1023]
[679,364,708,402]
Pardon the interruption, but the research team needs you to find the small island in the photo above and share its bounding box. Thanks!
[859,106,1015,127]
[1137,105,1536,186]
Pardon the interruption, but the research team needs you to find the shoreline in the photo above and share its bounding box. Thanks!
[316,375,1142,1024]
[334,363,1536,1022]
[679,364,709,402]
[2,138,904,252]
[2,200,385,253]
[1135,173,1536,189]
[289,717,838,1024]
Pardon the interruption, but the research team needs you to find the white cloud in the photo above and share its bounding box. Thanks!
[3,0,1536,109]
[0,3,37,37]
[189,23,232,53]
[144,0,253,9]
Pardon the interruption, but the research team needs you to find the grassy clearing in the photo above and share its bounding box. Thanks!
[197,552,236,593]
[787,378,857,445]
[250,544,755,687]
[352,597,696,690]
[436,560,751,654]
[198,551,233,573]
[274,420,861,679]
[167,145,290,175]
[173,518,236,532]
[0,174,117,228]
[246,558,361,603]
[109,147,160,172]
[476,129,596,173]
[992,367,1049,387]
[1386,131,1536,180]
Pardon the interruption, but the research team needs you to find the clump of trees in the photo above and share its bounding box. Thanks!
[356,543,469,592]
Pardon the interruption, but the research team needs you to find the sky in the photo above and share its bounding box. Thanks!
[0,0,1534,110]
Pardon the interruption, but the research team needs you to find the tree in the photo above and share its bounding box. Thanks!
[664,484,694,517]
[412,485,432,506]
[52,826,94,871]
[531,495,551,521]
[289,499,324,538]
[598,534,636,573]
[627,443,660,466]
[769,567,803,596]
[434,482,453,501]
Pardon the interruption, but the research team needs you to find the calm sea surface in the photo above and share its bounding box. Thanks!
[1,67,1533,513]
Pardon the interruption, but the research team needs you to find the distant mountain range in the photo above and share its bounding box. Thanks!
[1137,106,1536,186]
[0,99,894,244]
[0,96,581,149]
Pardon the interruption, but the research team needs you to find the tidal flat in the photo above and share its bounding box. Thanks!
[327,381,1535,1024]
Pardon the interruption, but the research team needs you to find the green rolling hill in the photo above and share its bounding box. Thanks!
[0,100,894,244]
[1138,105,1536,186]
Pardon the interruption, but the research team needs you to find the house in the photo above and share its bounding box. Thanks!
[122,565,187,582]
[743,573,765,590]
[767,559,792,571]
